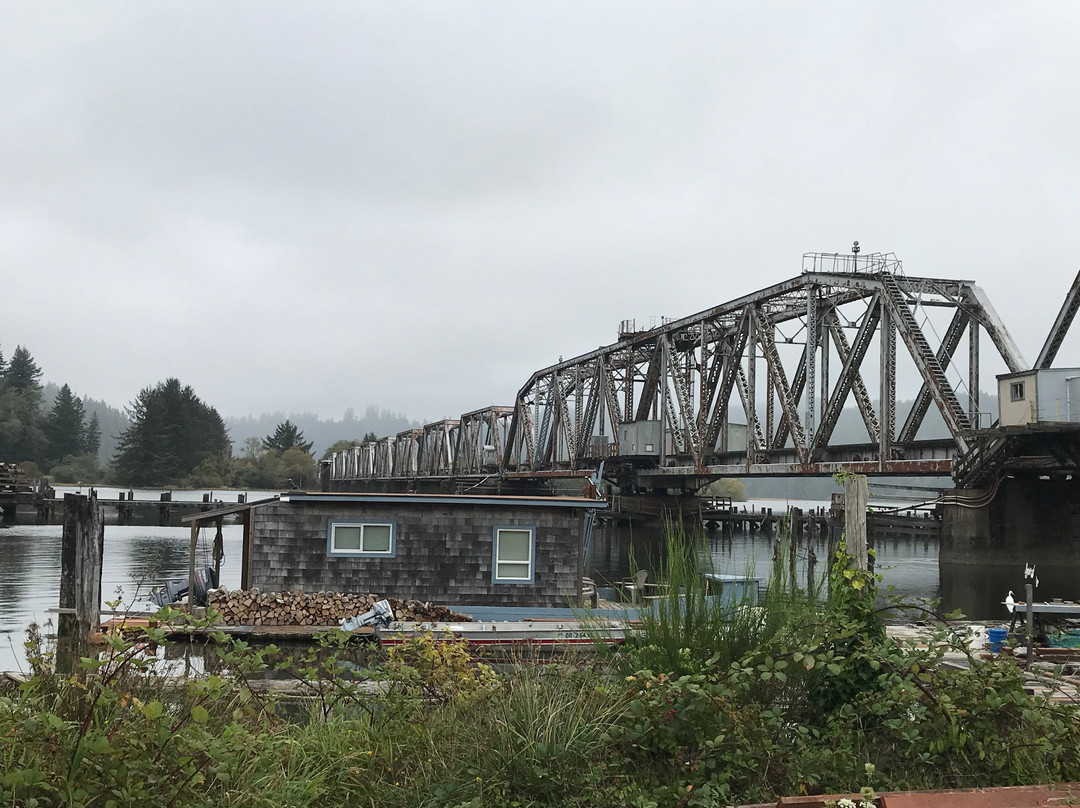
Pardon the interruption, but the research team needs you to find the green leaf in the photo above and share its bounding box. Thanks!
[191,705,210,724]
[141,700,164,720]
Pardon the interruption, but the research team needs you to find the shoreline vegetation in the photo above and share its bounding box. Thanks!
[4,523,1080,807]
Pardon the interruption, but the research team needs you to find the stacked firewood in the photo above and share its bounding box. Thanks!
[206,588,473,626]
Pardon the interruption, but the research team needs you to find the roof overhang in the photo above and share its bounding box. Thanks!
[181,496,281,524]
[279,492,608,510]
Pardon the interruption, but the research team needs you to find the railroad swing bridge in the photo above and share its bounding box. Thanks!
[327,249,1080,495]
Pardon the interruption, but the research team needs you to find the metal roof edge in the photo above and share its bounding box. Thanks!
[278,493,608,510]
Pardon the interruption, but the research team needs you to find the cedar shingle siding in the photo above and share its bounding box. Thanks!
[250,501,585,607]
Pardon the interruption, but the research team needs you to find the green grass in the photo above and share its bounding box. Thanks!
[6,519,1080,807]
[621,516,825,676]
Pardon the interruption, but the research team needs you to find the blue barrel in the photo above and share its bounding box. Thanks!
[988,627,1008,652]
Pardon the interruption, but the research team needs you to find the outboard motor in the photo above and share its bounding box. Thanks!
[340,599,394,631]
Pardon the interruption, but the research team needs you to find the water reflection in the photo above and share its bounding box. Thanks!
[4,498,1078,671]
[587,517,1080,621]
[0,522,243,672]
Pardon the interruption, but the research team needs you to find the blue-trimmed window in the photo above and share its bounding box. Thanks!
[328,520,395,557]
[493,526,535,583]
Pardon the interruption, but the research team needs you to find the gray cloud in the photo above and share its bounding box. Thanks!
[3,2,1080,425]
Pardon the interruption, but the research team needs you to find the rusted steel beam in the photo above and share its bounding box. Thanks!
[1036,266,1080,369]
[897,308,969,443]
[813,295,882,457]
[639,458,953,478]
[331,253,1038,486]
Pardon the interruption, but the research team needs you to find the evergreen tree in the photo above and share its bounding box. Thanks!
[113,378,231,485]
[4,346,43,391]
[85,412,101,456]
[44,384,86,463]
[262,419,314,454]
[0,345,46,463]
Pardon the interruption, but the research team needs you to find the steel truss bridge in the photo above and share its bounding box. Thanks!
[327,251,1076,494]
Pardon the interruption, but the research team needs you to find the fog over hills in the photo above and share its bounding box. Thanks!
[224,406,420,458]
[42,377,995,502]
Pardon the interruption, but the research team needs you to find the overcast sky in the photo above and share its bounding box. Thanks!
[3,2,1080,423]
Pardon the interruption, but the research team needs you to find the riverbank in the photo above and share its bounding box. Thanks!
[4,548,1080,808]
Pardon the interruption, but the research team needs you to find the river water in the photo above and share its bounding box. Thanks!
[1,493,1074,671]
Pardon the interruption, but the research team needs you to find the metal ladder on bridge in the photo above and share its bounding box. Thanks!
[879,272,970,438]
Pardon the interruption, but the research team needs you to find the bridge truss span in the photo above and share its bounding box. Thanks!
[500,255,1025,486]
[327,252,1029,492]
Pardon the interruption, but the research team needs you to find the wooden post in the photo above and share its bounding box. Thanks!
[844,475,868,571]
[1026,581,1035,663]
[789,510,798,585]
[241,508,253,590]
[58,493,104,670]
[187,520,199,611]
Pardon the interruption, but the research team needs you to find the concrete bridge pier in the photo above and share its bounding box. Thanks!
[940,477,1080,566]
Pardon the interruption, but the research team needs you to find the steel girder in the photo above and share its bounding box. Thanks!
[1037,267,1080,370]
[500,258,1022,476]
[454,406,514,476]
[373,437,394,478]
[417,420,458,477]
[328,255,1029,483]
[393,429,421,478]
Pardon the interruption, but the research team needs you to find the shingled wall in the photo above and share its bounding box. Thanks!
[249,500,586,608]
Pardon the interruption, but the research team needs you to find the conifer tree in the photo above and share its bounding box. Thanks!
[44,384,86,463]
[262,419,314,454]
[0,345,46,463]
[85,412,101,457]
[114,378,231,485]
[4,346,43,392]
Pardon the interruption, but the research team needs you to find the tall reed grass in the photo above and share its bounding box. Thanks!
[622,516,826,675]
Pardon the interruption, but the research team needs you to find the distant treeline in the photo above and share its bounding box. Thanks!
[0,341,421,489]
[0,338,994,496]
[225,406,419,458]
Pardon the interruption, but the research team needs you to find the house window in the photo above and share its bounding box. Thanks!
[493,527,535,583]
[1010,381,1026,402]
[328,521,395,556]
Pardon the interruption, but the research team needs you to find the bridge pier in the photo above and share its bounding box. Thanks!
[940,477,1080,565]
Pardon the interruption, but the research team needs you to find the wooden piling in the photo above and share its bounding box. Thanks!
[58,493,104,670]
[1026,582,1035,663]
[844,475,869,571]
[187,520,199,611]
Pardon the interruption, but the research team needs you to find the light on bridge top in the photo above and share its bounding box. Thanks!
[802,249,902,276]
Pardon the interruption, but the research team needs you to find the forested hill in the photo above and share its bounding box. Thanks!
[225,406,420,457]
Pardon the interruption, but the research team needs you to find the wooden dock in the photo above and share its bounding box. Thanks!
[23,490,253,526]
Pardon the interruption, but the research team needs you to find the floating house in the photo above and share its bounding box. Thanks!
[187,492,606,609]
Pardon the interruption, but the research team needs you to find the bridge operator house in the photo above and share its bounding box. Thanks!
[211,492,606,608]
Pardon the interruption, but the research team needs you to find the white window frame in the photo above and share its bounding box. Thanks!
[328,520,396,557]
[1010,381,1026,402]
[492,526,535,583]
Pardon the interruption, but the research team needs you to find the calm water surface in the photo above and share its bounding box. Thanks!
[1,494,1074,671]
[0,522,244,671]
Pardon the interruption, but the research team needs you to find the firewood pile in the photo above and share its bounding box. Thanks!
[206,588,473,626]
